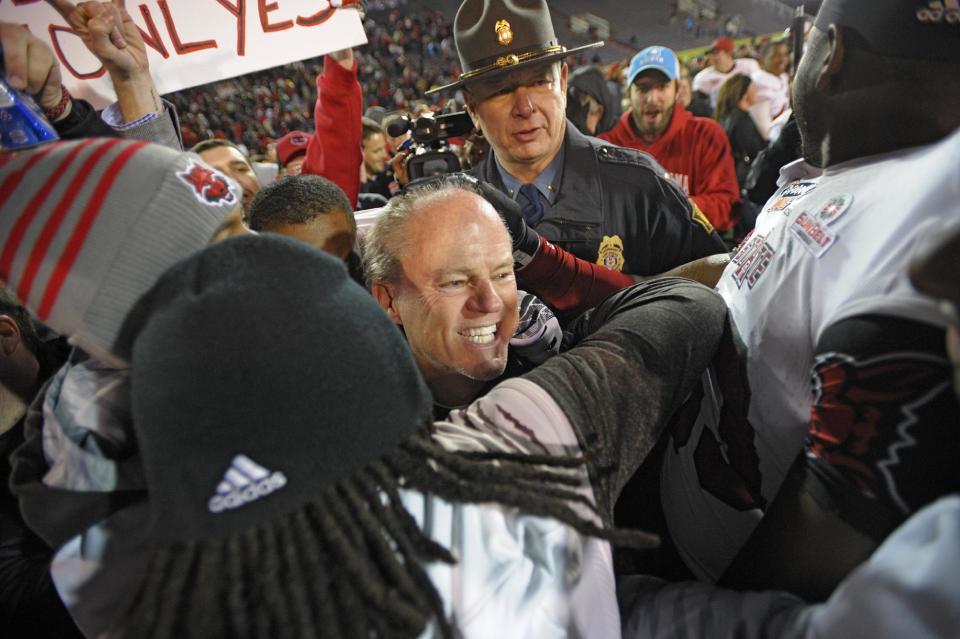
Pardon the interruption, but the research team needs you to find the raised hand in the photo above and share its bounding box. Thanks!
[46,0,161,121]
[0,22,65,113]
[47,0,149,82]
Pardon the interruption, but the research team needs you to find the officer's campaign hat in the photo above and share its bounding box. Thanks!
[426,0,603,95]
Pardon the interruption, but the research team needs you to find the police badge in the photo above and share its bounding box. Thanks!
[597,235,626,271]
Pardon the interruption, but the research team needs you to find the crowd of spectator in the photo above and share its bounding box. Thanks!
[165,1,780,160]
[166,1,786,238]
[3,0,959,637]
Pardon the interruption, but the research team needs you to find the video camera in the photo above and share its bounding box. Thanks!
[387,111,474,180]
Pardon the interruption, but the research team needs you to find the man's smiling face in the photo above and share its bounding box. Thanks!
[384,190,519,395]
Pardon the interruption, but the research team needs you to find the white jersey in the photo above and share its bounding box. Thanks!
[691,57,761,107]
[749,68,790,139]
[660,128,960,582]
[749,68,790,121]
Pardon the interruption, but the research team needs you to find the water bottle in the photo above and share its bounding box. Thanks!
[0,47,60,151]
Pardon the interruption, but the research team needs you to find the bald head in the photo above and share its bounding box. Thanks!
[365,183,518,407]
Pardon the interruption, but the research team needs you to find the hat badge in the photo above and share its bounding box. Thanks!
[495,19,513,46]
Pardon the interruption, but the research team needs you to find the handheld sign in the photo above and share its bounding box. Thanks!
[3,0,367,107]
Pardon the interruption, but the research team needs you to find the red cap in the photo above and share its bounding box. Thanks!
[276,131,310,168]
[710,36,734,53]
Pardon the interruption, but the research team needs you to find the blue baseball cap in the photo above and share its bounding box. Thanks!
[627,46,680,86]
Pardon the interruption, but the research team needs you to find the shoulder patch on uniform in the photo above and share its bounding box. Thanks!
[597,235,625,271]
[689,199,715,234]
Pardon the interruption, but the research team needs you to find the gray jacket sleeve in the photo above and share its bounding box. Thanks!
[103,99,183,150]
[522,277,727,525]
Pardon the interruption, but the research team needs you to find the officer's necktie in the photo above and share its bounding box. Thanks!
[518,183,545,226]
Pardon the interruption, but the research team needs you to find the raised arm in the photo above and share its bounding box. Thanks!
[477,180,729,319]
[48,0,161,122]
[301,48,362,208]
[524,278,728,524]
[49,0,180,147]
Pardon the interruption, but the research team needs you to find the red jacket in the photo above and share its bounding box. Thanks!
[599,104,740,232]
[301,55,362,209]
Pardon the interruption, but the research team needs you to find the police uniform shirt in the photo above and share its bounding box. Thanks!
[469,121,727,276]
[495,145,564,212]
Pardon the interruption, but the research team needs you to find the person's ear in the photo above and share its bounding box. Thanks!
[463,95,483,134]
[371,280,403,325]
[817,25,846,92]
[0,316,22,357]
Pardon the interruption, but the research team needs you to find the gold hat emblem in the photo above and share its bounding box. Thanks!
[495,19,513,46]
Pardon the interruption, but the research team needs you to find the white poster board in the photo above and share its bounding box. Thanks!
[2,0,367,107]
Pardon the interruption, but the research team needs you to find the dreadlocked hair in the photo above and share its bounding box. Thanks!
[118,427,658,639]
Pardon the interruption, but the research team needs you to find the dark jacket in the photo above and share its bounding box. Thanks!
[0,336,80,639]
[54,99,117,139]
[567,66,619,135]
[745,115,801,206]
[469,122,727,276]
[721,108,767,189]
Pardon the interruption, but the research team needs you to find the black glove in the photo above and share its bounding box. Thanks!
[476,179,542,267]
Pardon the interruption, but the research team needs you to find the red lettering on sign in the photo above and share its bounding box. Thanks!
[297,6,335,27]
[258,0,294,32]
[136,4,170,59]
[157,0,218,54]
[48,25,106,80]
[215,0,247,56]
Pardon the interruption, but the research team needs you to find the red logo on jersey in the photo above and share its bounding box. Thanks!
[177,161,237,207]
[808,351,956,514]
[790,211,836,257]
[730,233,775,289]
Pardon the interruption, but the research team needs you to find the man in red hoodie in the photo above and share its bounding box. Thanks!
[600,46,740,232]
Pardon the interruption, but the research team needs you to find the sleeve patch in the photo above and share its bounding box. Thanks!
[689,199,715,234]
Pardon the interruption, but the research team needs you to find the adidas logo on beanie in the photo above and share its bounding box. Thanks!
[208,455,288,513]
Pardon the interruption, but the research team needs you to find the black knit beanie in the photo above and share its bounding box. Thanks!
[114,234,433,543]
[814,0,959,61]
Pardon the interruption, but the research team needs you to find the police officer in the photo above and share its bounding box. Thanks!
[426,0,727,279]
